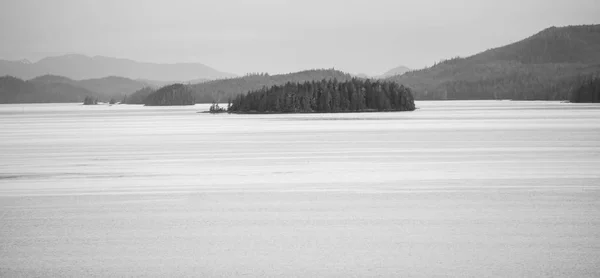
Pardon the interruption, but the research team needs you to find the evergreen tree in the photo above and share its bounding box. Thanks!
[228,79,415,113]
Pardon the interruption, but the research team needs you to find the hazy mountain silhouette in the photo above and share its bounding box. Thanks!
[137,78,210,88]
[144,84,195,106]
[0,75,100,103]
[388,25,600,100]
[124,87,155,104]
[28,75,148,100]
[78,76,148,99]
[0,54,236,81]
[4,24,598,103]
[2,69,356,104]
[380,66,410,78]
[352,73,370,78]
[189,69,354,103]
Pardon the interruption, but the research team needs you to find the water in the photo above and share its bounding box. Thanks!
[1,101,599,277]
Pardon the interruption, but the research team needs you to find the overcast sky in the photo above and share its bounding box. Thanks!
[1,0,599,76]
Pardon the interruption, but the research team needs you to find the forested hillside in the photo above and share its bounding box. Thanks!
[0,54,235,81]
[29,75,147,100]
[4,70,355,104]
[228,79,415,113]
[124,87,155,104]
[0,74,147,103]
[77,76,147,99]
[144,84,195,106]
[190,69,353,103]
[0,75,100,103]
[389,25,600,100]
[380,66,410,78]
[570,76,600,103]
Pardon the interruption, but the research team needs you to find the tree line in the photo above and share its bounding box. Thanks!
[83,96,98,105]
[570,76,600,103]
[144,84,195,106]
[190,69,354,103]
[228,79,415,113]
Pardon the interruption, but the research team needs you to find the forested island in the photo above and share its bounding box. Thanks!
[144,84,195,106]
[228,79,415,113]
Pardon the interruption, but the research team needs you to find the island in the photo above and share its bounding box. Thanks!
[144,84,195,106]
[227,79,415,113]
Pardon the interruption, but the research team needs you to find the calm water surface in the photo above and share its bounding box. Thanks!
[1,101,599,277]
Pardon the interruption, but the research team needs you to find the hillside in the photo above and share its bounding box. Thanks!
[190,69,354,103]
[144,84,195,106]
[380,66,410,78]
[389,25,600,100]
[124,87,155,104]
[28,75,147,100]
[78,76,147,99]
[228,79,415,113]
[0,54,235,81]
[570,76,600,103]
[137,78,209,88]
[0,76,100,103]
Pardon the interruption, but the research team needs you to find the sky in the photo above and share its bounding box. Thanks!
[1,0,599,76]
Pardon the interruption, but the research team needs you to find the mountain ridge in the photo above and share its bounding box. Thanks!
[0,54,236,81]
[388,24,600,100]
[0,75,101,103]
[380,65,411,78]
[189,69,355,103]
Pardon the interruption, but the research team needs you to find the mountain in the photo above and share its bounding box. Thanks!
[137,77,210,88]
[380,66,410,78]
[0,69,355,104]
[190,69,354,103]
[570,76,600,103]
[144,84,195,106]
[388,25,600,100]
[0,75,100,103]
[0,54,236,81]
[124,87,155,104]
[352,73,370,78]
[28,74,148,100]
[28,75,76,85]
[77,76,148,99]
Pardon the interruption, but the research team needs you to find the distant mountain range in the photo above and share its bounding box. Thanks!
[0,74,156,103]
[0,54,236,81]
[379,66,411,78]
[188,69,354,103]
[351,66,411,79]
[126,69,355,104]
[1,69,356,104]
[137,78,210,88]
[3,24,599,104]
[388,24,600,100]
[0,76,100,103]
[29,75,149,99]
